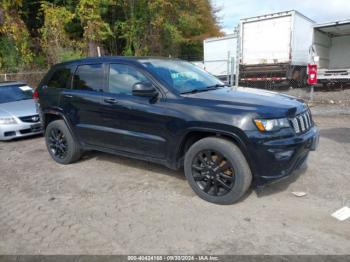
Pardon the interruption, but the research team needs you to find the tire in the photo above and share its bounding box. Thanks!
[45,119,82,164]
[184,137,252,205]
[291,70,301,88]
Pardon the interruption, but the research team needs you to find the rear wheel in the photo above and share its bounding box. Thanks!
[184,137,252,205]
[45,120,82,164]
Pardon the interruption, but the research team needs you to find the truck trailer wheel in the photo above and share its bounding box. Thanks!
[184,137,252,205]
[290,67,307,88]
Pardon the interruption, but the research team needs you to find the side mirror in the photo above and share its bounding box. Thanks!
[132,82,158,97]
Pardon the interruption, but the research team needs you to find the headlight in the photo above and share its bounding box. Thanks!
[0,117,17,125]
[254,118,290,132]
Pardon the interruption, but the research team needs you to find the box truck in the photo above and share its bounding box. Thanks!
[239,11,315,87]
[311,20,350,88]
[203,33,238,82]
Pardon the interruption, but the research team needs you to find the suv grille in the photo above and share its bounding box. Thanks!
[19,114,40,123]
[290,111,313,134]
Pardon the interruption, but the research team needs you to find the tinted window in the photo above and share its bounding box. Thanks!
[73,64,104,91]
[141,59,223,94]
[47,67,72,89]
[0,85,33,104]
[108,64,149,95]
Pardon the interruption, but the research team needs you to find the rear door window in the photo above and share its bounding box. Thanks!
[47,67,72,89]
[73,64,104,92]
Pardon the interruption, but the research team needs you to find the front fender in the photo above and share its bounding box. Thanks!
[174,125,256,174]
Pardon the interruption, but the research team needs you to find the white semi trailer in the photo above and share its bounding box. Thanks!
[203,33,238,82]
[239,10,315,87]
[311,20,350,88]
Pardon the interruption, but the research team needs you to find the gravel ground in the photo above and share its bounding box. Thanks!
[279,87,350,106]
[0,112,349,255]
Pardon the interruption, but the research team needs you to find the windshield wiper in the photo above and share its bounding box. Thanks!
[181,84,227,94]
[181,89,202,94]
[205,84,227,89]
[14,98,31,102]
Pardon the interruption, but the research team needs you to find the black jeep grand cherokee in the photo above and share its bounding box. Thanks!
[36,57,319,204]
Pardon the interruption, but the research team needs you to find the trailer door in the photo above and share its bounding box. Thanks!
[204,36,237,77]
[242,15,292,65]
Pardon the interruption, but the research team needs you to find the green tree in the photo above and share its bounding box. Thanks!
[111,0,221,58]
[0,0,222,71]
[77,0,112,56]
[0,0,34,70]
[40,2,82,64]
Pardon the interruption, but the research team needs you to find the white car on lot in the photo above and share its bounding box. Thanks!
[0,81,42,140]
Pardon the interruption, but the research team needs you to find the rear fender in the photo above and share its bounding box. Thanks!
[42,108,81,145]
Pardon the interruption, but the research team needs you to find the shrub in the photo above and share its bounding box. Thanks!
[0,37,21,72]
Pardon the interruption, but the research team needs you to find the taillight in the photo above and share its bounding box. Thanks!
[33,89,39,100]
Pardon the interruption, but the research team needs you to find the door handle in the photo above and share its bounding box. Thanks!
[104,98,119,104]
[63,94,73,98]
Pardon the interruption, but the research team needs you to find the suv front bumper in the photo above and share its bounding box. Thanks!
[248,126,319,185]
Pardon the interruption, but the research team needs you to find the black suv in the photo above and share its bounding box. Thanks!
[36,57,319,204]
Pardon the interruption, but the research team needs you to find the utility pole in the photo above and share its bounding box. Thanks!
[235,25,240,88]
[227,51,230,84]
[231,57,235,86]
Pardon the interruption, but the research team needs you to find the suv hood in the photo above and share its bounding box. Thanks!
[0,99,37,118]
[183,87,308,118]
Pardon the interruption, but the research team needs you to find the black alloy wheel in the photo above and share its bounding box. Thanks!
[45,120,82,164]
[184,137,252,204]
[192,150,235,196]
[48,127,68,159]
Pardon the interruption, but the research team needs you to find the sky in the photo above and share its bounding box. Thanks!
[213,0,350,34]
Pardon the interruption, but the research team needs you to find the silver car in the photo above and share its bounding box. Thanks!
[0,81,42,140]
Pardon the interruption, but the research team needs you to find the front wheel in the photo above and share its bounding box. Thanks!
[184,137,252,205]
[45,119,82,164]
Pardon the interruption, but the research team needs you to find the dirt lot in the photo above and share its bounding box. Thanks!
[280,86,350,106]
[0,111,349,255]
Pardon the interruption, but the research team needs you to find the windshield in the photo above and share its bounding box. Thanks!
[0,85,33,104]
[140,59,225,94]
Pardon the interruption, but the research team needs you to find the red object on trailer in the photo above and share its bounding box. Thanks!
[307,64,317,85]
